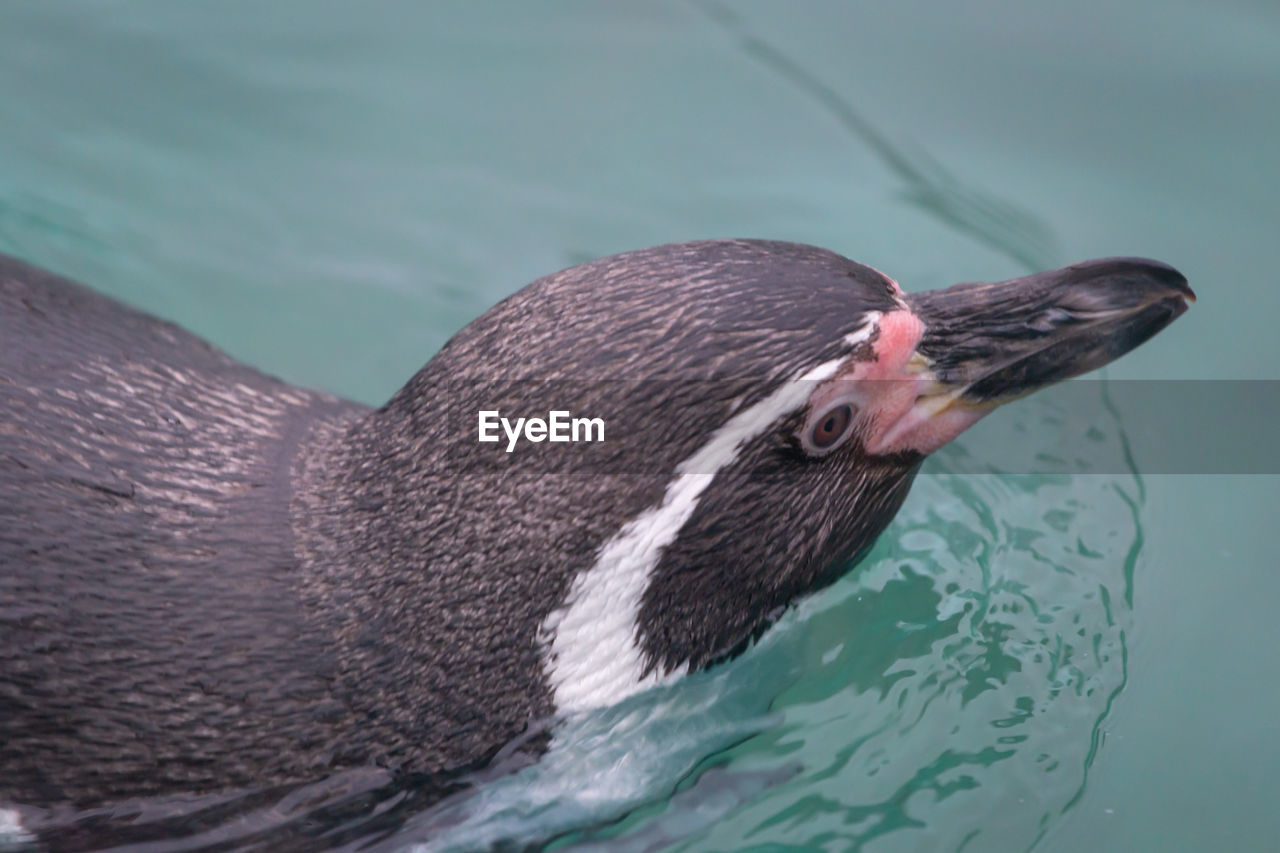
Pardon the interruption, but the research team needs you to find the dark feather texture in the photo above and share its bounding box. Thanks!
[0,242,902,809]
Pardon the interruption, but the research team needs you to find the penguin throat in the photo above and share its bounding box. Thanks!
[537,354,850,714]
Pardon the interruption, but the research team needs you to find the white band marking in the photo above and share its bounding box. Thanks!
[539,326,879,713]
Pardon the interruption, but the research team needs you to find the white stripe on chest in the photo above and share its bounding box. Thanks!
[538,325,878,713]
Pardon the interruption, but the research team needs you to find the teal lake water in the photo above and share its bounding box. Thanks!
[3,2,1278,850]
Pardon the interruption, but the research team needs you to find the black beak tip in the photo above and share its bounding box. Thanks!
[1069,256,1195,302]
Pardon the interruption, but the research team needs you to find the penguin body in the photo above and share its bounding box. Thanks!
[0,241,1191,812]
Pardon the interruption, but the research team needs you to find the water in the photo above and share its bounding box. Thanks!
[2,1,1278,850]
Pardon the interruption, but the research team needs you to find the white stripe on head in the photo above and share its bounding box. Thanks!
[539,338,870,714]
[844,313,882,347]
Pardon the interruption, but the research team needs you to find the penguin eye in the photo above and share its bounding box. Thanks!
[806,403,854,454]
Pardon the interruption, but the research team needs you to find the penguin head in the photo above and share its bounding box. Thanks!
[385,240,1191,712]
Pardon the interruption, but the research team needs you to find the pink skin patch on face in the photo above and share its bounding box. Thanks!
[865,309,921,374]
[823,308,991,457]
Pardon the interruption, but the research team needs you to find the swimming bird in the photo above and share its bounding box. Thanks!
[0,240,1191,814]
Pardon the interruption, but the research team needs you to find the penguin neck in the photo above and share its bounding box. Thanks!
[289,369,560,766]
[293,367,454,595]
[292,367,697,717]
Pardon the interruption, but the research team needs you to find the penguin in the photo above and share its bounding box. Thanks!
[0,240,1191,818]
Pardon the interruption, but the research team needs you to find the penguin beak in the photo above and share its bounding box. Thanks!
[867,257,1193,455]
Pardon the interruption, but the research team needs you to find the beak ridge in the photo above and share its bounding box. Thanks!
[903,257,1193,405]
